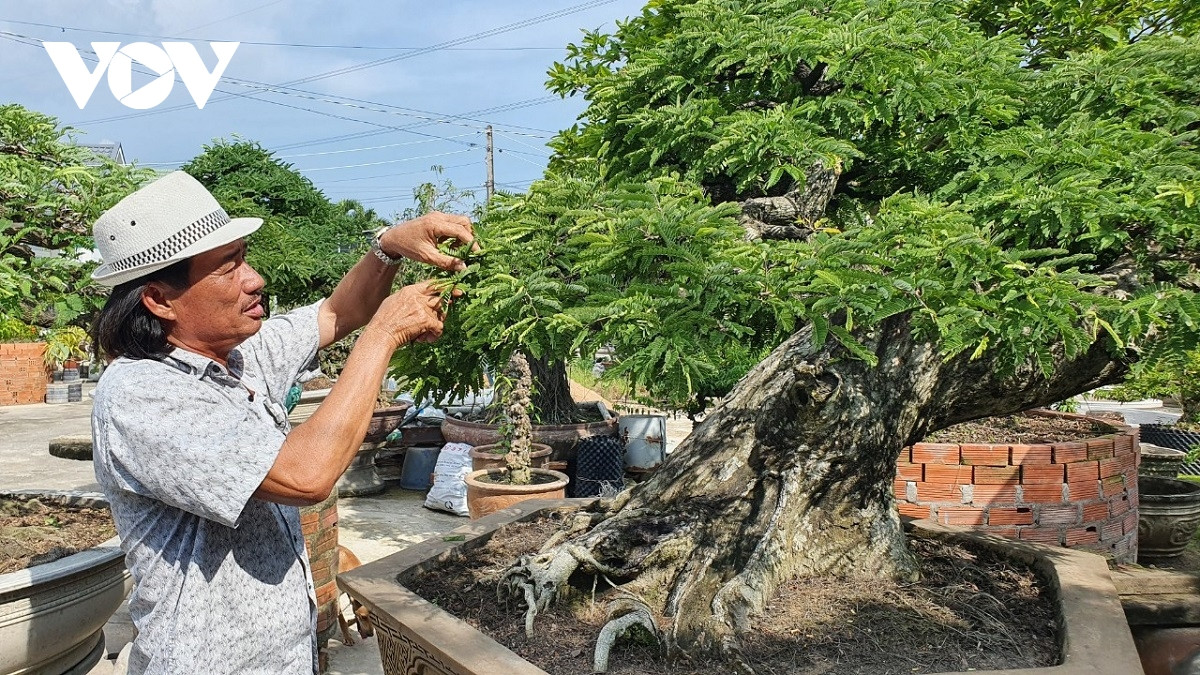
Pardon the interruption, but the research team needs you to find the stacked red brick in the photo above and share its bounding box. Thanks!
[0,342,48,405]
[301,489,340,661]
[895,418,1139,563]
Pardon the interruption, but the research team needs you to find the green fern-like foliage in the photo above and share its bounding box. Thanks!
[399,0,1200,415]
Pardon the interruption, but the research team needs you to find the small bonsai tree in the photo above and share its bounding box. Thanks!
[500,352,534,485]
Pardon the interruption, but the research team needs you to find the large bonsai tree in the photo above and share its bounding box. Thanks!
[0,105,152,327]
[403,0,1200,668]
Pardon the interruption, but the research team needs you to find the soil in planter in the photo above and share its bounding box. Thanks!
[925,410,1121,445]
[406,518,1058,675]
[0,498,116,573]
[472,471,563,487]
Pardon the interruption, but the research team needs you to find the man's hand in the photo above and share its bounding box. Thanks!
[381,211,478,272]
[366,281,462,348]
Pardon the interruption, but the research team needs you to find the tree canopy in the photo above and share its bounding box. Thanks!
[394,0,1200,417]
[181,139,388,311]
[0,104,152,327]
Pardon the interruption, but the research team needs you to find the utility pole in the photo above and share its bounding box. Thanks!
[485,125,495,201]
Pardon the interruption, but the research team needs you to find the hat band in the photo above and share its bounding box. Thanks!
[108,208,232,273]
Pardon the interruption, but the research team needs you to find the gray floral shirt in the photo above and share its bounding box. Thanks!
[92,301,323,674]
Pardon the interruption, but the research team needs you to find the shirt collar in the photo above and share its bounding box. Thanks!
[162,347,246,383]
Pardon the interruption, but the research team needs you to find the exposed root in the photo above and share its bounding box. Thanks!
[499,543,627,637]
[593,597,658,673]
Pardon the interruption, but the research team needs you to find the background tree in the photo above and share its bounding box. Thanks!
[181,139,388,311]
[394,0,1200,667]
[0,104,152,328]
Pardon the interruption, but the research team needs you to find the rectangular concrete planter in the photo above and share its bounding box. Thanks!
[340,500,1146,675]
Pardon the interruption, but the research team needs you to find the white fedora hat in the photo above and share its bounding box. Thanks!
[92,171,263,287]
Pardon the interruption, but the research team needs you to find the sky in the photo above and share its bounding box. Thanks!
[0,0,647,218]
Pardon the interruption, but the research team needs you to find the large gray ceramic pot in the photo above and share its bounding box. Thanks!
[0,491,130,675]
[1138,477,1200,562]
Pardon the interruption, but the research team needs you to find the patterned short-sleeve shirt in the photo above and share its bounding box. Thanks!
[92,301,324,674]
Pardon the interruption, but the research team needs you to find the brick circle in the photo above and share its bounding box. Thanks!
[896,411,1139,563]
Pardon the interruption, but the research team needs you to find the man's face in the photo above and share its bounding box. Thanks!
[151,238,266,361]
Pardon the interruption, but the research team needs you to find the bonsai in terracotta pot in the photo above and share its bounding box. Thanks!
[464,353,568,519]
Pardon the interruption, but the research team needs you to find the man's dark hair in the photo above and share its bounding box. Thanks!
[92,260,192,361]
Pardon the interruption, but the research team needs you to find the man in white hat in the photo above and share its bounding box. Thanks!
[88,171,474,674]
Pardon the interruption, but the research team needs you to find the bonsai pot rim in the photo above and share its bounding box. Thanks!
[469,442,552,471]
[0,490,130,675]
[464,467,569,494]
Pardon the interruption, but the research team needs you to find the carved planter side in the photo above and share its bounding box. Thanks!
[341,499,1145,675]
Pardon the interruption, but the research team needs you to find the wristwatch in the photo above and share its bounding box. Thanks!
[370,226,403,266]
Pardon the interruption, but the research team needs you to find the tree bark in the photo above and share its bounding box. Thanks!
[527,354,578,424]
[739,160,842,240]
[504,312,1127,669]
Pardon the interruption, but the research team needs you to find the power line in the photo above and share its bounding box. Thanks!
[314,161,478,184]
[63,1,611,129]
[284,0,617,86]
[0,18,566,51]
[298,148,476,173]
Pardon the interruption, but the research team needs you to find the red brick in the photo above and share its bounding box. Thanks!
[1110,495,1132,517]
[1065,526,1100,546]
[1052,442,1089,464]
[924,464,974,485]
[974,466,1020,485]
[960,444,1010,465]
[914,482,959,502]
[911,443,961,464]
[320,509,339,529]
[1113,434,1135,455]
[1122,511,1138,535]
[937,507,986,526]
[897,447,913,463]
[301,512,319,526]
[1116,454,1137,476]
[896,462,923,481]
[898,503,930,519]
[1101,520,1123,542]
[1065,461,1099,483]
[1087,440,1115,460]
[1010,444,1053,464]
[1037,504,1080,526]
[1098,457,1124,479]
[989,507,1034,526]
[894,479,909,500]
[1022,464,1066,485]
[1021,484,1066,504]
[1101,475,1125,498]
[1020,528,1064,545]
[970,484,1018,504]
[316,582,339,606]
[301,520,318,536]
[1082,502,1109,523]
[986,527,1019,539]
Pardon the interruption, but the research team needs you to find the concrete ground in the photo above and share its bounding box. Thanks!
[0,384,694,675]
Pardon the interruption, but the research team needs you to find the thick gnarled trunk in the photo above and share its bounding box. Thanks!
[503,313,1126,669]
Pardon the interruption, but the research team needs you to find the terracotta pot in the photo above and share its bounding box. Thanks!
[0,491,130,675]
[364,403,412,443]
[1138,476,1200,562]
[442,413,618,461]
[469,443,552,471]
[463,468,568,519]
